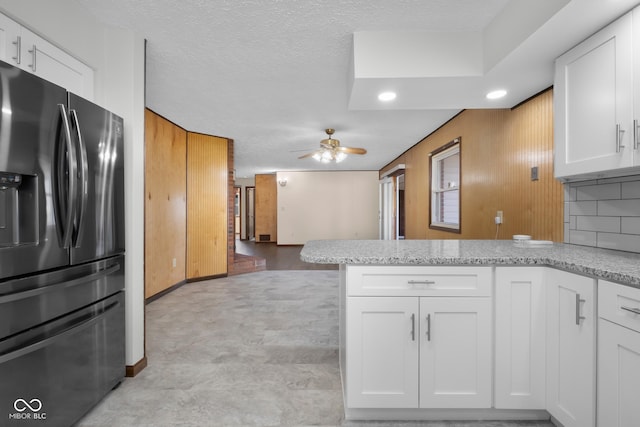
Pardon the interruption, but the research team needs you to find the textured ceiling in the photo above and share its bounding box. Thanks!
[74,0,640,178]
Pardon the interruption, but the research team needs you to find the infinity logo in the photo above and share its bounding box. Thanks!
[13,398,42,412]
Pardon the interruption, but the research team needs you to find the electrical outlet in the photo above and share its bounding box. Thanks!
[172,258,177,268]
[495,210,503,224]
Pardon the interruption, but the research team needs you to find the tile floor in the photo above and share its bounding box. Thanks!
[77,270,554,427]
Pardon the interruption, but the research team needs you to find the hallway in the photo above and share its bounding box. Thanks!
[235,240,338,271]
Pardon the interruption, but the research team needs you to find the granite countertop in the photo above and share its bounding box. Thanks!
[300,239,640,288]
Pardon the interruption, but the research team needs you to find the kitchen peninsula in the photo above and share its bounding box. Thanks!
[301,240,640,426]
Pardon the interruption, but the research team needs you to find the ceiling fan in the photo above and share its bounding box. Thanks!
[298,128,367,163]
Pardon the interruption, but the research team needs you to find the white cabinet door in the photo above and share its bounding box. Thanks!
[20,28,94,100]
[346,297,419,408]
[0,13,93,100]
[598,318,640,427]
[494,267,546,409]
[419,297,492,408]
[546,269,596,427]
[0,13,21,67]
[554,12,633,179]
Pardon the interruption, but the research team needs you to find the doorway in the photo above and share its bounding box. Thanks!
[246,186,255,241]
[234,187,241,240]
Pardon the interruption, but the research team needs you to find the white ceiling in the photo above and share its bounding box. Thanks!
[74,0,640,178]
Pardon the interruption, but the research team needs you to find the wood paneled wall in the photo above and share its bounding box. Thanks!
[144,110,187,298]
[255,174,277,242]
[186,133,229,279]
[381,89,563,241]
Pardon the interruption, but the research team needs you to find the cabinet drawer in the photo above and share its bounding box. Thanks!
[599,280,640,333]
[346,266,492,296]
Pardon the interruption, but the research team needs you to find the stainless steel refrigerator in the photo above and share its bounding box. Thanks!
[0,60,125,426]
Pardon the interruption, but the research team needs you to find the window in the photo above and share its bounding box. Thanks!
[430,138,460,232]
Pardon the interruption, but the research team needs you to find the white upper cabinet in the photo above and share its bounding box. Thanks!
[554,11,634,180]
[0,13,94,100]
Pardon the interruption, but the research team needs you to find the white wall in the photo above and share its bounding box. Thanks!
[276,171,379,245]
[0,0,146,367]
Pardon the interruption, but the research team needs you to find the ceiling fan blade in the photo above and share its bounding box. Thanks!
[337,147,367,155]
[298,150,322,159]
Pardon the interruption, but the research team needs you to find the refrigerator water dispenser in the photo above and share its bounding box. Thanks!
[0,172,37,247]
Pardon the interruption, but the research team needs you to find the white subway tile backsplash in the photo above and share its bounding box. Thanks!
[576,183,620,200]
[568,201,597,216]
[621,180,640,199]
[597,199,640,217]
[597,232,640,252]
[564,175,640,254]
[621,217,640,235]
[569,230,597,247]
[576,216,620,233]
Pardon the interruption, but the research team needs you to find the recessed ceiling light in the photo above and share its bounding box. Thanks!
[486,89,507,100]
[378,91,397,102]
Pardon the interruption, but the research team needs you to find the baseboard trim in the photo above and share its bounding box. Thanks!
[344,408,550,422]
[125,356,147,377]
[146,280,187,304]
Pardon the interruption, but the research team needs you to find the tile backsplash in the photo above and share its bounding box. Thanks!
[564,176,640,253]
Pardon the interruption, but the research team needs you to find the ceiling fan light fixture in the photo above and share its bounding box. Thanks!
[298,128,366,163]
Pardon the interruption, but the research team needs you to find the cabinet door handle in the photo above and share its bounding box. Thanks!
[426,313,431,341]
[575,293,586,325]
[407,280,435,285]
[410,313,416,341]
[634,119,639,150]
[616,124,625,153]
[12,36,21,64]
[621,306,640,315]
[28,44,36,72]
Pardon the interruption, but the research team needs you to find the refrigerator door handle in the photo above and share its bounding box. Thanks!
[70,109,88,247]
[54,104,77,249]
[0,263,120,304]
[0,299,121,364]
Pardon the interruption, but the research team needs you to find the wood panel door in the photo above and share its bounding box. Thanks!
[144,110,187,298]
[186,133,228,279]
[255,174,277,242]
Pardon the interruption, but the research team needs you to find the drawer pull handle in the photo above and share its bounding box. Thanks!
[621,306,640,315]
[410,313,416,341]
[407,280,435,285]
[426,314,431,342]
[576,293,586,325]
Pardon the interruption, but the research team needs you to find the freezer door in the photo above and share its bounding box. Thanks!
[0,291,125,426]
[0,255,124,339]
[68,94,125,264]
[0,60,70,280]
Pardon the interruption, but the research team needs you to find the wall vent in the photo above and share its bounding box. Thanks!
[259,234,271,242]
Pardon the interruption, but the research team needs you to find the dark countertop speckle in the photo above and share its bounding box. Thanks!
[301,239,640,288]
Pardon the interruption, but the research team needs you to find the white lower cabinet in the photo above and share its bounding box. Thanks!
[346,297,419,408]
[419,297,492,408]
[494,267,546,410]
[545,269,596,427]
[345,293,492,409]
[598,280,640,427]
